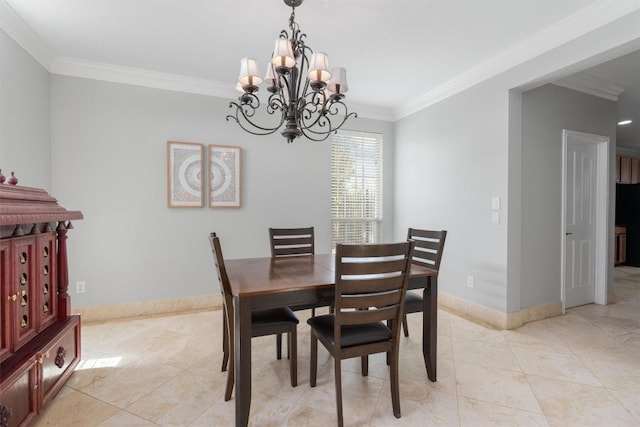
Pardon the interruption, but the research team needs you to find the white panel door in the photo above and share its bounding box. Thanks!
[564,139,597,308]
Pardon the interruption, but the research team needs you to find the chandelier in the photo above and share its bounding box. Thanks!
[226,0,356,143]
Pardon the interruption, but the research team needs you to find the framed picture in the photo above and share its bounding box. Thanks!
[166,141,204,208]
[208,144,241,208]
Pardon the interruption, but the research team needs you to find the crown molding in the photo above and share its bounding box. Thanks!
[0,0,54,69]
[392,0,640,120]
[48,57,393,120]
[3,0,638,123]
[553,72,625,101]
[50,56,238,99]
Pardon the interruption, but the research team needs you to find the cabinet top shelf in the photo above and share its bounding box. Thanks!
[0,185,83,226]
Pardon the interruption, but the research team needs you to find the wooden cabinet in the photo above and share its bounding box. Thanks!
[615,226,627,265]
[0,185,82,427]
[620,157,632,183]
[616,155,640,184]
[632,158,640,184]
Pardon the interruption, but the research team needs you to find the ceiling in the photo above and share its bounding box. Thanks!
[2,0,639,132]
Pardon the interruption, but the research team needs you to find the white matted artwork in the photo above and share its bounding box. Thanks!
[166,141,204,208]
[208,144,241,208]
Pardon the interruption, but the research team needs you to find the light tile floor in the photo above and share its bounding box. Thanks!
[33,267,640,426]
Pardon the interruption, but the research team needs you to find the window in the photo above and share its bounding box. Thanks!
[331,130,383,247]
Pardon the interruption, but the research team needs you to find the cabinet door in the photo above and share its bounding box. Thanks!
[12,237,38,350]
[36,233,57,330]
[631,158,640,184]
[0,240,13,362]
[620,157,632,184]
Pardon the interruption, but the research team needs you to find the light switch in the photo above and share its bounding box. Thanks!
[491,196,500,210]
[492,211,500,224]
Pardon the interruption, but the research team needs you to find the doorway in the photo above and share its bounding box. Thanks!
[561,130,609,312]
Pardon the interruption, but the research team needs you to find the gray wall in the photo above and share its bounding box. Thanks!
[520,84,617,308]
[394,78,510,312]
[50,75,394,308]
[393,9,639,315]
[0,30,50,189]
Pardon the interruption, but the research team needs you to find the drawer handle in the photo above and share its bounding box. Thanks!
[55,346,66,369]
[1,404,12,426]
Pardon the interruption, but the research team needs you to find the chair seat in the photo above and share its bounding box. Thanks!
[404,291,423,314]
[252,307,299,326]
[307,314,391,348]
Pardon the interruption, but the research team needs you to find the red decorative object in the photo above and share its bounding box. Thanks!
[7,172,18,185]
[0,169,5,184]
[0,185,83,427]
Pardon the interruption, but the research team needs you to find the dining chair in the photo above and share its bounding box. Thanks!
[402,228,447,337]
[241,228,312,359]
[208,232,299,401]
[269,226,315,257]
[269,227,324,345]
[308,241,414,426]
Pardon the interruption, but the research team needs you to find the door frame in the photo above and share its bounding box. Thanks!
[561,129,610,313]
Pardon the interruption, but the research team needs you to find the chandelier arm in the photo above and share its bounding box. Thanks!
[267,91,288,114]
[226,102,286,135]
[296,91,329,130]
[298,125,333,142]
[298,100,358,137]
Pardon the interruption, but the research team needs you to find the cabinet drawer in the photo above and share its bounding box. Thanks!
[0,355,37,427]
[41,316,80,406]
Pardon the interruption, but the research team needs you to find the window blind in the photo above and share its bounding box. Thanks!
[331,130,383,247]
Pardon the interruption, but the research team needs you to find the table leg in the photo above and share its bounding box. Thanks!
[423,276,437,382]
[235,295,252,427]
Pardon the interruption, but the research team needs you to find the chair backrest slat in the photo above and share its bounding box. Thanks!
[340,258,408,276]
[339,306,397,325]
[334,241,414,331]
[269,227,315,257]
[208,232,234,313]
[407,228,447,270]
[340,276,407,294]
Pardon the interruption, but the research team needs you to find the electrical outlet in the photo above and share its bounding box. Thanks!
[466,276,474,288]
[76,281,86,293]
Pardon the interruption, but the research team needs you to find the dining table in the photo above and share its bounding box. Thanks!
[225,253,439,427]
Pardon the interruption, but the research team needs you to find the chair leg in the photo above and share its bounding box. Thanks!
[310,333,318,387]
[361,355,368,376]
[221,313,229,372]
[224,330,234,401]
[402,314,409,337]
[287,332,291,360]
[276,333,282,360]
[390,349,401,418]
[289,327,297,387]
[334,357,344,427]
[386,319,392,366]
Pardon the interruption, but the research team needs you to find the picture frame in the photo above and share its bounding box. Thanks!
[166,141,204,208]
[208,144,242,208]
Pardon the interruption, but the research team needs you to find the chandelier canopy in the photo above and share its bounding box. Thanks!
[226,0,356,143]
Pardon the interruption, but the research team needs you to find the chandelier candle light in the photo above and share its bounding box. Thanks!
[226,0,356,143]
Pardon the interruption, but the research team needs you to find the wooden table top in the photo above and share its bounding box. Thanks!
[225,253,437,297]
